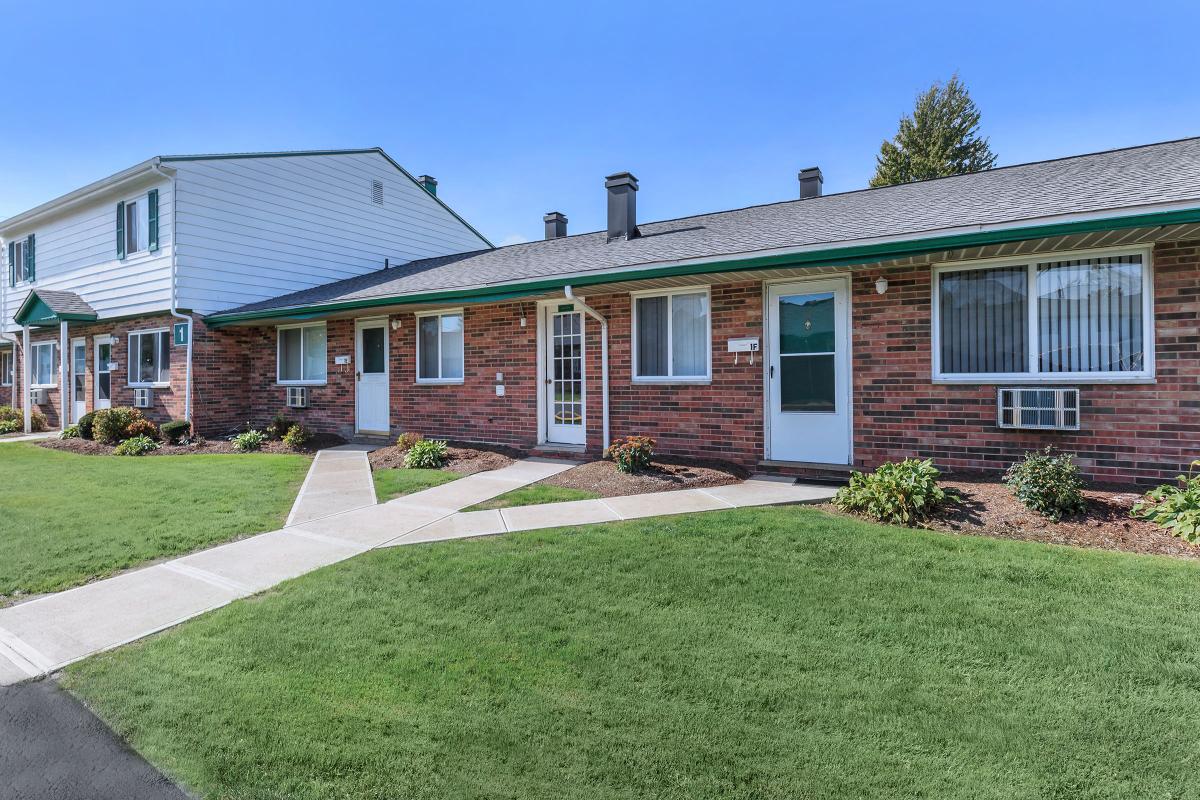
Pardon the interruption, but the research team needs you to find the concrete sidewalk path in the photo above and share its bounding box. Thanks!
[383,476,837,547]
[0,455,574,686]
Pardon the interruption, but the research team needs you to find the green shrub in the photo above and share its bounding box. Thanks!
[114,435,161,456]
[1132,460,1200,542]
[604,435,655,474]
[232,429,268,452]
[396,431,423,451]
[266,412,293,440]
[127,418,161,441]
[0,406,47,433]
[834,458,947,525]
[92,407,144,444]
[282,424,311,450]
[1003,447,1086,520]
[160,419,191,445]
[77,411,96,440]
[60,424,81,440]
[0,419,18,435]
[404,438,448,469]
[0,405,19,426]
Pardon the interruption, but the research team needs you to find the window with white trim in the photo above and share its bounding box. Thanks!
[31,342,56,387]
[933,250,1153,381]
[277,323,327,384]
[8,237,33,285]
[128,330,171,386]
[633,288,711,380]
[416,311,464,382]
[1,349,13,386]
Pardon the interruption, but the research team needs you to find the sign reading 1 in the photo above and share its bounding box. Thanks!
[173,322,190,346]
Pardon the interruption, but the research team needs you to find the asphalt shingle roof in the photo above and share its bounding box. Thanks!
[219,137,1200,317]
[32,290,97,318]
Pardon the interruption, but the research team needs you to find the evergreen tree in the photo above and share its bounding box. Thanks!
[870,75,997,188]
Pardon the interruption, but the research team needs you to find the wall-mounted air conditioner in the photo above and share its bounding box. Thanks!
[133,387,154,409]
[997,387,1080,431]
[286,386,309,409]
[30,388,48,405]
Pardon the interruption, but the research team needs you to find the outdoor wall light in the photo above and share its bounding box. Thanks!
[875,276,888,295]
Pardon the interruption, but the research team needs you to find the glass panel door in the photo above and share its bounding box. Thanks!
[71,339,87,422]
[95,341,112,409]
[545,309,585,444]
[778,292,836,412]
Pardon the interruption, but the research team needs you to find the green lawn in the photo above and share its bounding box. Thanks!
[0,443,310,597]
[372,467,460,502]
[464,482,599,511]
[63,507,1200,799]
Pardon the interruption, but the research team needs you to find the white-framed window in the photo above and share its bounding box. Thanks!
[277,323,328,385]
[116,190,157,259]
[932,248,1154,382]
[128,329,171,387]
[416,310,464,383]
[30,342,56,387]
[8,236,33,285]
[632,287,712,381]
[1,349,13,386]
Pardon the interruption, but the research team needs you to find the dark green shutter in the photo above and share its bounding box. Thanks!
[25,235,34,282]
[116,201,126,259]
[147,189,159,252]
[7,241,13,287]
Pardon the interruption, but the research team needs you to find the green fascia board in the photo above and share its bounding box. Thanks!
[205,205,1200,327]
[160,148,494,250]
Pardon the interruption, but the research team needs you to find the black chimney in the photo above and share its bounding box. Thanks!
[798,167,823,199]
[604,172,639,242]
[418,175,438,196]
[544,211,568,240]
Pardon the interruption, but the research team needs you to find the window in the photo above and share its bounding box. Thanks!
[31,342,56,387]
[416,311,464,382]
[633,288,711,380]
[933,250,1153,381]
[7,236,34,285]
[128,330,171,386]
[277,323,327,384]
[0,349,12,386]
[116,192,156,258]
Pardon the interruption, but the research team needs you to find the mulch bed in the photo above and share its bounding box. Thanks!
[38,432,345,457]
[537,456,748,498]
[821,478,1197,560]
[368,441,524,477]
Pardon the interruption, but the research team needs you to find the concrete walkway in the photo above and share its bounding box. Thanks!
[383,477,836,546]
[0,432,56,444]
[0,455,573,686]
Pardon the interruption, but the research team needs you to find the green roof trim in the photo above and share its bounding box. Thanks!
[205,205,1200,327]
[14,291,98,326]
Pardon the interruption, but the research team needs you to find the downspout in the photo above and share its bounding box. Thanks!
[0,247,18,416]
[563,286,609,449]
[152,162,192,424]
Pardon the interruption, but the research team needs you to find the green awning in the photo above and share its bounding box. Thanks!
[13,289,98,327]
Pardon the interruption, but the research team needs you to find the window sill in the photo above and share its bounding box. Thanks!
[128,383,171,390]
[416,379,464,386]
[31,384,57,390]
[933,376,1156,385]
[632,377,712,386]
[277,381,327,387]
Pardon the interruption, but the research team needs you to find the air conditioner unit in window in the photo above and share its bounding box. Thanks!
[30,388,48,405]
[133,387,154,409]
[286,386,309,409]
[997,387,1080,431]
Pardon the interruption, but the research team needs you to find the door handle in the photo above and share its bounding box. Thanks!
[356,371,362,380]
[769,365,774,379]
[545,378,553,385]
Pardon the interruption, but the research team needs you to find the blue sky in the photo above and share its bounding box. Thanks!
[2,1,1199,246]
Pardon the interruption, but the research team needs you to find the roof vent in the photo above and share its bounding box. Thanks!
[544,211,568,240]
[604,172,639,242]
[798,167,823,199]
[417,175,438,196]
[371,179,384,205]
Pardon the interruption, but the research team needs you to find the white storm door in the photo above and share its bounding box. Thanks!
[70,337,87,422]
[544,307,585,444]
[355,320,389,434]
[94,338,112,410]
[767,278,851,464]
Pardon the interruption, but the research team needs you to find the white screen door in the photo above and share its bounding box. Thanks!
[94,338,112,410]
[70,337,87,423]
[544,307,585,444]
[767,278,850,463]
[355,320,389,434]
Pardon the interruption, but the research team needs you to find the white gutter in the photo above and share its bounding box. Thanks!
[564,286,609,449]
[152,163,192,423]
[0,158,162,234]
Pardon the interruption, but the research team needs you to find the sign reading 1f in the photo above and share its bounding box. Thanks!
[173,322,190,346]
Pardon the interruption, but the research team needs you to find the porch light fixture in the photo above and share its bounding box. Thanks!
[875,276,888,295]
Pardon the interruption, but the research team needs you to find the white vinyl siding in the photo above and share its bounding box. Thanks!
[632,287,712,381]
[128,329,171,387]
[172,152,490,314]
[1,348,14,386]
[416,311,464,383]
[933,248,1154,382]
[277,323,327,384]
[31,342,56,387]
